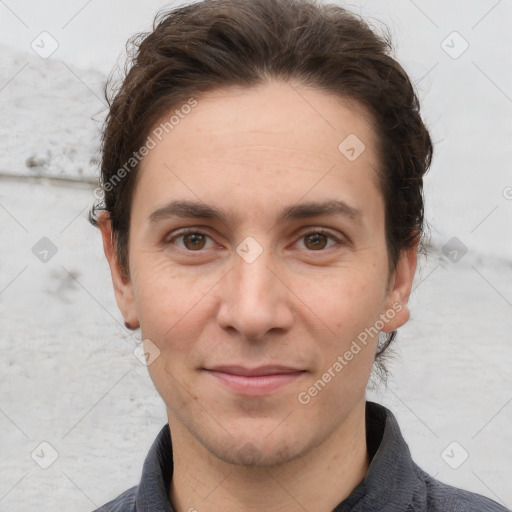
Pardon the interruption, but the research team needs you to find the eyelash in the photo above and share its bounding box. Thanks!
[166,227,345,253]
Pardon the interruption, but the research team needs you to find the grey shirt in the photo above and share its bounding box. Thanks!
[93,401,509,511]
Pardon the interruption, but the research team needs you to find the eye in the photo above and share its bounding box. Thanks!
[165,227,345,253]
[296,229,343,251]
[168,230,215,251]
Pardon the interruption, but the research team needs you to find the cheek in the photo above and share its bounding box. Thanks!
[295,273,383,412]
[304,265,387,333]
[130,254,185,339]
[130,253,223,359]
[297,265,388,384]
[132,260,206,404]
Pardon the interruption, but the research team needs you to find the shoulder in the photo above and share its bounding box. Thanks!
[91,486,137,512]
[416,466,509,512]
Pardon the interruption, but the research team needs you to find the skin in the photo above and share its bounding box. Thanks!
[99,79,417,512]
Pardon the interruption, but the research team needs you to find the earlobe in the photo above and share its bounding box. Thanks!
[97,212,140,330]
[381,245,418,332]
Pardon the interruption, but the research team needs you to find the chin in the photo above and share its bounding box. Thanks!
[198,426,314,468]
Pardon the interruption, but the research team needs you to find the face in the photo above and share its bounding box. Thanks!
[101,79,416,467]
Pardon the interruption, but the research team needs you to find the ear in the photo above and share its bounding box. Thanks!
[97,212,140,330]
[380,243,418,332]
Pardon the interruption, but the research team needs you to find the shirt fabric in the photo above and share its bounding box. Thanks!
[93,401,509,512]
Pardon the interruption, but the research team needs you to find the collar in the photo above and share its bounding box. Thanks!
[333,401,423,511]
[135,401,422,511]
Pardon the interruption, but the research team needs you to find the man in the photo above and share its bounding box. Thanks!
[90,0,508,510]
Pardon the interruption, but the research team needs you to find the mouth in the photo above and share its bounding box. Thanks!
[203,365,307,396]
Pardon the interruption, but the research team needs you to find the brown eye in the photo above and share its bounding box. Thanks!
[166,229,216,253]
[296,229,343,252]
[303,232,329,250]
[182,233,207,250]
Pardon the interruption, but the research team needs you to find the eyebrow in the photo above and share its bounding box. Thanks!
[148,199,361,225]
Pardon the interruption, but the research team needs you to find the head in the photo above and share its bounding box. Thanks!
[91,0,432,466]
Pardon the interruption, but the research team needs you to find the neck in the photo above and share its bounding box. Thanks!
[168,401,369,512]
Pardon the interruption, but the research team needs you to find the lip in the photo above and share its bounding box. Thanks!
[204,365,306,396]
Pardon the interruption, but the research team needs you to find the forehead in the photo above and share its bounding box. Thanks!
[134,79,382,223]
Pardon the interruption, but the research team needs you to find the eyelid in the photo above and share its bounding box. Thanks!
[165,226,212,240]
[295,226,344,239]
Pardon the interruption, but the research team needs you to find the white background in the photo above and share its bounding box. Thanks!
[0,1,511,511]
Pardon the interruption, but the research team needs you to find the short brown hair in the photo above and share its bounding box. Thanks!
[90,0,433,370]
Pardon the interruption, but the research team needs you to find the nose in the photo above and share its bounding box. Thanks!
[216,241,294,341]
